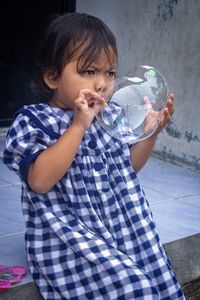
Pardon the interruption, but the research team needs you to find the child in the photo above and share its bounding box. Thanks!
[1,13,185,299]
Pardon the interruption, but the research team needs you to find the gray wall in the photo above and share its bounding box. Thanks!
[77,0,200,172]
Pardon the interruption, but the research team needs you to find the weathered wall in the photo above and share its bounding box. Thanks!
[77,0,200,172]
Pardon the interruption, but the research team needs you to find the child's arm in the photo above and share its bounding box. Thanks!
[130,94,174,173]
[27,89,105,194]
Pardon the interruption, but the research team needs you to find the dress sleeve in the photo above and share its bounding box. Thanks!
[1,113,51,184]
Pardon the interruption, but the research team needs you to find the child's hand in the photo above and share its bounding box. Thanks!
[73,89,107,130]
[154,93,174,135]
[130,94,174,172]
[143,93,174,138]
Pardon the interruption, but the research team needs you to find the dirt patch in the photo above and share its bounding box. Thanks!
[183,277,200,300]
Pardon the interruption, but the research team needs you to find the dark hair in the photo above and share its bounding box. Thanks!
[32,12,118,100]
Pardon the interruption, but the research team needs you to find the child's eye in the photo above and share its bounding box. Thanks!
[81,70,95,76]
[106,71,116,78]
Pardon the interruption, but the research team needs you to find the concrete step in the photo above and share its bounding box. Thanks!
[0,282,43,300]
[0,232,200,300]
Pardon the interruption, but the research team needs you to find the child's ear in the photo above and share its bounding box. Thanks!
[43,70,58,90]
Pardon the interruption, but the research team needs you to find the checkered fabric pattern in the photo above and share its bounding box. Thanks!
[1,103,185,299]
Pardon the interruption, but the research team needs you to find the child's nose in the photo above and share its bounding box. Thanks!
[94,76,107,93]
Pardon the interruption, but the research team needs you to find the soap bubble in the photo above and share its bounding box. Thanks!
[97,65,169,143]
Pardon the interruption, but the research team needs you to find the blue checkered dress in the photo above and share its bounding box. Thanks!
[1,103,185,299]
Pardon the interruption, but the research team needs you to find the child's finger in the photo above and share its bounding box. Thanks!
[79,89,106,107]
[143,96,153,112]
[167,93,175,114]
[74,96,88,111]
[79,89,105,101]
[159,107,170,128]
[169,93,174,102]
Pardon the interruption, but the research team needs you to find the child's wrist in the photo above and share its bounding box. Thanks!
[70,121,86,136]
[145,133,158,144]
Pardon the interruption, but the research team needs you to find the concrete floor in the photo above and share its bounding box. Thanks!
[0,134,200,290]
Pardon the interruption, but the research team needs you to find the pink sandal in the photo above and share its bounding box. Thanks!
[0,265,26,291]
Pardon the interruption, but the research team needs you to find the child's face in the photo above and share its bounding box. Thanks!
[46,50,117,109]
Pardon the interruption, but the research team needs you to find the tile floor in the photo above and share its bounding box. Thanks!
[139,156,200,243]
[0,134,200,285]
